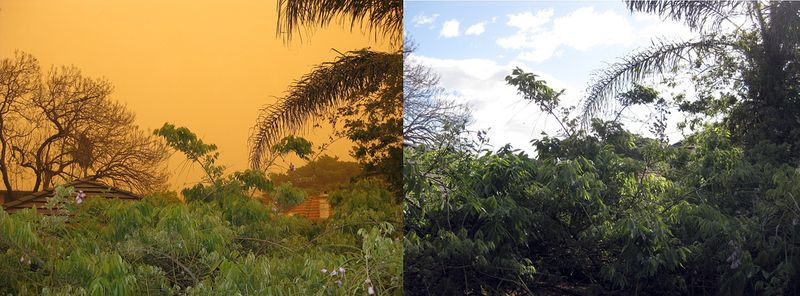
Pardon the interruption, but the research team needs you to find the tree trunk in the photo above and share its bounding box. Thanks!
[0,120,14,203]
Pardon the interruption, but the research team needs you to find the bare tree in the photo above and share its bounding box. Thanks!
[67,100,169,193]
[0,52,168,200]
[403,42,471,148]
[0,52,40,202]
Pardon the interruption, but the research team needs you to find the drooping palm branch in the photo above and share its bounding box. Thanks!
[248,50,402,169]
[580,1,750,124]
[581,0,800,125]
[625,0,745,31]
[580,38,741,123]
[276,0,402,43]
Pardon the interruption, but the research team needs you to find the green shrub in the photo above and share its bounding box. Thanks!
[275,182,307,210]
[405,123,800,295]
[0,180,401,295]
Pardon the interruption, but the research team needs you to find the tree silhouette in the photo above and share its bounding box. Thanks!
[0,52,168,201]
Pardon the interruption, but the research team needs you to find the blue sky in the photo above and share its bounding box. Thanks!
[405,1,698,152]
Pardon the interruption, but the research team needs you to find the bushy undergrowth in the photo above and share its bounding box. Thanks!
[0,181,402,295]
[404,121,800,295]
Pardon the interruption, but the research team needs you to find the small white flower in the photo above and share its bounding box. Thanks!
[321,268,328,273]
[75,191,86,204]
[367,286,375,295]
[330,270,337,276]
[19,256,24,263]
[338,267,345,274]
[335,280,342,287]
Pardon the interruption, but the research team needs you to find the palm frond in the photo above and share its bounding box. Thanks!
[625,0,745,31]
[248,49,402,169]
[581,38,740,124]
[277,0,402,43]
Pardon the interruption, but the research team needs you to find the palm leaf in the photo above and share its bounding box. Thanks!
[277,0,402,43]
[248,49,402,169]
[580,38,741,124]
[625,0,745,31]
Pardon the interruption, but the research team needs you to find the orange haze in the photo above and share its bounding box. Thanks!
[0,0,392,190]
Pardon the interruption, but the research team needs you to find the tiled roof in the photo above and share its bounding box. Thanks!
[284,195,331,220]
[2,178,142,215]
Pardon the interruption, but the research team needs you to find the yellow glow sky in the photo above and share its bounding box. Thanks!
[0,0,391,189]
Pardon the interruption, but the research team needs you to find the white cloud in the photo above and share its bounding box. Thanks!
[465,22,486,36]
[497,7,635,62]
[506,9,554,33]
[407,6,710,146]
[440,19,461,38]
[408,54,579,152]
[632,13,695,41]
[495,6,703,63]
[554,7,634,51]
[412,13,439,27]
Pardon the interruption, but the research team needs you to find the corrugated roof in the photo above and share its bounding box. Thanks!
[2,178,142,214]
[0,191,35,205]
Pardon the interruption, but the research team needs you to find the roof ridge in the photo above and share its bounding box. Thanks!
[2,179,142,212]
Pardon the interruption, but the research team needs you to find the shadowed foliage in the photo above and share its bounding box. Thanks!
[405,67,800,295]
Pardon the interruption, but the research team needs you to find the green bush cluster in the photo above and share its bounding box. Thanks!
[274,183,308,210]
[404,121,800,295]
[0,181,401,295]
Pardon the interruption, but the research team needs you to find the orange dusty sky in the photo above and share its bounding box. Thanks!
[0,0,392,189]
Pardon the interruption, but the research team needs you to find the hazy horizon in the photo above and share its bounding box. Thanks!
[0,0,393,190]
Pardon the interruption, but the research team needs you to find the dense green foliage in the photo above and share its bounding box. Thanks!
[274,182,307,210]
[0,180,401,295]
[404,65,800,294]
[0,123,401,295]
[405,120,800,295]
[405,1,800,294]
